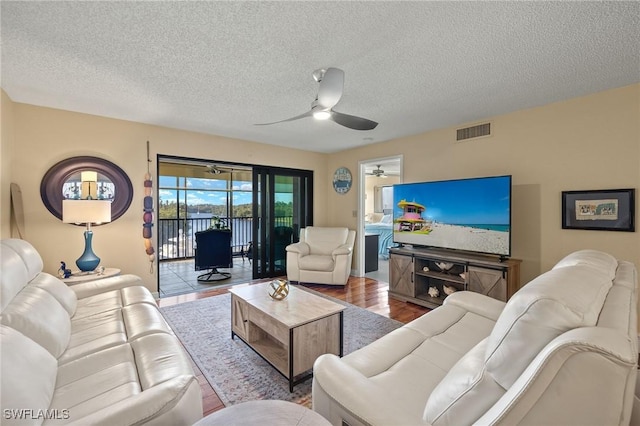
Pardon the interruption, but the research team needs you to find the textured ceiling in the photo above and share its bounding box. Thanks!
[2,1,639,154]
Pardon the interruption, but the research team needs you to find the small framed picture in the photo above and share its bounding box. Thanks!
[561,188,635,232]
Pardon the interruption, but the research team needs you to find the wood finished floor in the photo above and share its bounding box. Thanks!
[157,275,430,417]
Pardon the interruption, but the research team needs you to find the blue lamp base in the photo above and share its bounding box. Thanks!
[76,230,100,272]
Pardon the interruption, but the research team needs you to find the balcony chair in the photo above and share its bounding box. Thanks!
[240,241,253,263]
[285,226,356,286]
[194,228,233,282]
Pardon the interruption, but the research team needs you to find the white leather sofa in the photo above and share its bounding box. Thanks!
[286,227,356,286]
[0,238,203,425]
[313,249,638,425]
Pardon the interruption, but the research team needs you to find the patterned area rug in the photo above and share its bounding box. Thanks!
[160,287,402,407]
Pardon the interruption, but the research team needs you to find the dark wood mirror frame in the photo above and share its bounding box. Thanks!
[40,156,134,224]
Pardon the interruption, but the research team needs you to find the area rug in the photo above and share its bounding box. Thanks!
[159,288,402,407]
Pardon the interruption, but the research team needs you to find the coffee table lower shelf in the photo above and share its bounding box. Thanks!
[232,327,335,392]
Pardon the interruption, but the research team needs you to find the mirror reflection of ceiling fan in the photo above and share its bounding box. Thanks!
[366,165,387,178]
[206,165,228,175]
[206,165,222,174]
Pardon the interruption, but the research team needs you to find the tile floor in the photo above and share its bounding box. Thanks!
[159,257,254,298]
[159,257,390,298]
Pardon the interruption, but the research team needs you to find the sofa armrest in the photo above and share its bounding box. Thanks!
[69,274,146,299]
[476,327,637,426]
[313,354,428,425]
[332,244,352,256]
[65,375,202,426]
[443,291,506,321]
[285,242,310,256]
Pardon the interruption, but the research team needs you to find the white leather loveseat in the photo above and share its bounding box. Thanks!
[286,227,356,286]
[0,239,203,425]
[313,249,638,425]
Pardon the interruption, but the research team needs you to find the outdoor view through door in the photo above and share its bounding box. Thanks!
[157,157,313,296]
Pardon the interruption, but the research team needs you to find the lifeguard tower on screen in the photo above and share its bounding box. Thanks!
[395,200,432,233]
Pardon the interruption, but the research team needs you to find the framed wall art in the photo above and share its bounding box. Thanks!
[333,167,353,194]
[561,188,635,232]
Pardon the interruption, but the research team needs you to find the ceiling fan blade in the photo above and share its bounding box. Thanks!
[254,110,312,126]
[317,68,344,109]
[330,110,378,131]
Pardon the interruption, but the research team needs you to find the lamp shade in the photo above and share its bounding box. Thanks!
[63,200,112,224]
[80,171,98,182]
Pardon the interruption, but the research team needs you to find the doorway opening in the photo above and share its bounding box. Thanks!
[358,156,402,280]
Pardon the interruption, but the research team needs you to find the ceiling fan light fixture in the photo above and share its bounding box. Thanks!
[312,110,331,120]
[255,68,377,130]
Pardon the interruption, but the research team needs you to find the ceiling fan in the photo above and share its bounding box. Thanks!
[255,68,378,131]
[366,165,387,178]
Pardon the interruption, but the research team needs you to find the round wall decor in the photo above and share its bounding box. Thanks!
[333,167,353,194]
[40,156,134,224]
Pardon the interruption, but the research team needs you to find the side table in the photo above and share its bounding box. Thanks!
[61,268,121,286]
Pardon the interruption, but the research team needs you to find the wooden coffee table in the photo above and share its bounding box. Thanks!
[229,282,345,391]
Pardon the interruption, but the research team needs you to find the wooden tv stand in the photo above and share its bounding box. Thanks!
[388,246,521,309]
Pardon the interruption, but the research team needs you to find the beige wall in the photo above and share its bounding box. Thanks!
[5,102,328,292]
[2,84,639,296]
[327,83,640,287]
[1,90,15,238]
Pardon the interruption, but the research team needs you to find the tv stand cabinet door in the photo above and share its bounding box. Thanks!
[389,253,414,298]
[467,266,507,302]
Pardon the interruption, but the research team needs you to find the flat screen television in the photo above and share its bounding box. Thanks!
[392,175,512,257]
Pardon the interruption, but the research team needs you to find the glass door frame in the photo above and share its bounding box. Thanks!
[252,166,313,279]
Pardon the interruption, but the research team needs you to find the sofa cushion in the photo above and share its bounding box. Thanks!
[30,273,77,316]
[52,343,141,421]
[132,333,195,389]
[121,286,158,306]
[484,265,613,389]
[340,303,497,423]
[1,238,44,282]
[552,249,618,279]
[122,303,173,339]
[60,309,127,365]
[304,227,348,255]
[424,338,505,425]
[73,289,125,319]
[0,244,29,312]
[59,301,173,365]
[298,254,335,272]
[1,325,58,426]
[1,286,71,358]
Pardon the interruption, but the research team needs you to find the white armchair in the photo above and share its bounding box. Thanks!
[286,227,356,286]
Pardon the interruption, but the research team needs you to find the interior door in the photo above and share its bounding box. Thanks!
[252,167,313,279]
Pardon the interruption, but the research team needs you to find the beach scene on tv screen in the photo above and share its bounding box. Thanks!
[393,177,511,255]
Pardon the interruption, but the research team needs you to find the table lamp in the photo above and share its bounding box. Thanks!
[63,199,111,272]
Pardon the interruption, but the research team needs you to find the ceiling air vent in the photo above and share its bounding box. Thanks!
[456,122,491,141]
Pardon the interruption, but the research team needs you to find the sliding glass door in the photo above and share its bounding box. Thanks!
[252,167,313,279]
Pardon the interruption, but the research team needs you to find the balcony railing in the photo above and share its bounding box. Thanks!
[158,216,293,260]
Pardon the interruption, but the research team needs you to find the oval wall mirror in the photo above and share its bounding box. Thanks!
[40,156,134,223]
